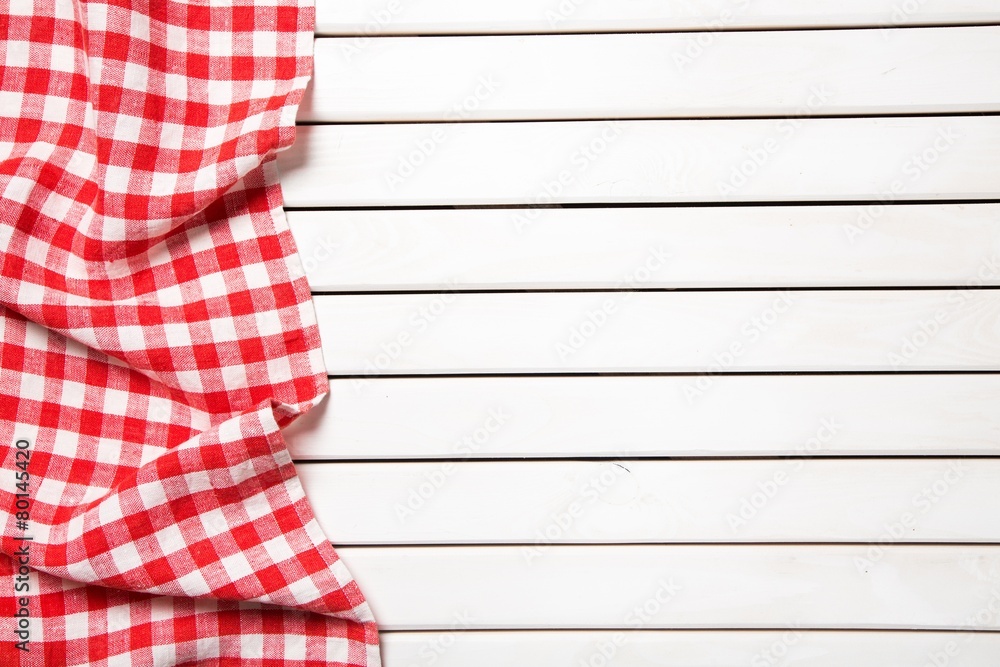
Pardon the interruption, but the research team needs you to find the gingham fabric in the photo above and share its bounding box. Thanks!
[0,0,380,665]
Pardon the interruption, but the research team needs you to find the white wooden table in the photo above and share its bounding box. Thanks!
[281,2,1000,664]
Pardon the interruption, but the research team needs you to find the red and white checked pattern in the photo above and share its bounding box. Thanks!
[0,0,379,665]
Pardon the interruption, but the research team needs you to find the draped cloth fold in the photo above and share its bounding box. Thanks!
[0,0,380,664]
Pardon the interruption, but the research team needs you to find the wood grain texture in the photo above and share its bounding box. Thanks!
[315,0,1000,35]
[300,459,1000,544]
[336,545,1000,630]
[312,290,1000,374]
[379,630,1000,667]
[285,375,1000,459]
[295,10,1000,649]
[277,117,1000,206]
[288,204,1000,290]
[303,28,1000,121]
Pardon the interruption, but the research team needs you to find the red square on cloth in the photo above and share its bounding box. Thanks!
[0,0,380,664]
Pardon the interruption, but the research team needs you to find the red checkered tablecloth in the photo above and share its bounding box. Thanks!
[0,0,380,664]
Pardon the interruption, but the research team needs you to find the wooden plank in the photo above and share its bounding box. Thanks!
[303,28,1000,122]
[379,630,1000,667]
[311,291,1000,374]
[285,375,1000,459]
[287,204,1000,291]
[277,117,1000,206]
[300,459,1000,544]
[336,545,1000,630]
[316,0,1000,35]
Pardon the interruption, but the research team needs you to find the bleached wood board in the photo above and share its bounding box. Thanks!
[379,630,1000,667]
[315,0,1000,35]
[287,204,1000,291]
[303,28,1000,122]
[278,117,1000,206]
[311,291,1000,374]
[284,375,1000,459]
[335,545,1000,630]
[300,459,1000,544]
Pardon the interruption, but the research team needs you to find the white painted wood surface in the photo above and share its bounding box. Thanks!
[315,0,1000,35]
[303,28,1000,121]
[290,8,1000,663]
[300,459,1000,543]
[278,117,1000,206]
[313,290,1000,373]
[335,545,1000,630]
[379,630,1000,667]
[288,204,1000,290]
[284,375,1000,459]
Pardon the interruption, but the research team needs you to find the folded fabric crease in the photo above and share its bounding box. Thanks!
[0,0,379,664]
